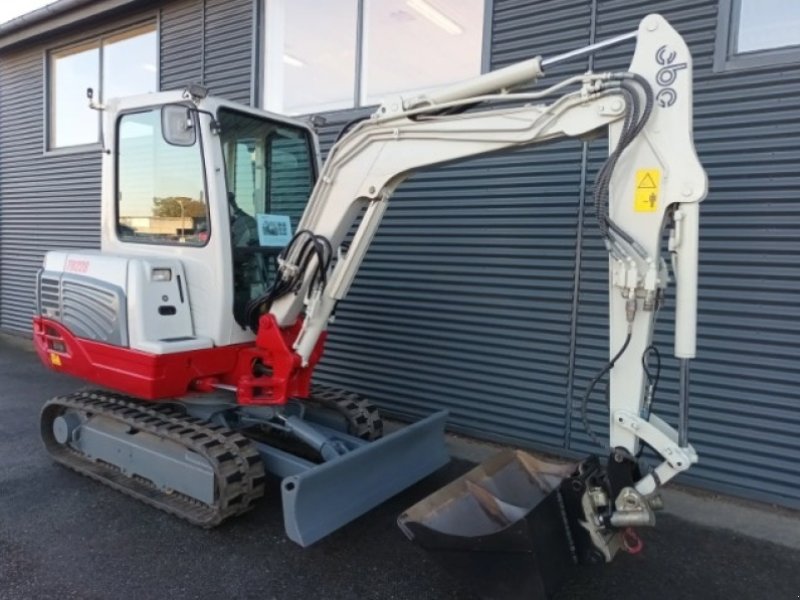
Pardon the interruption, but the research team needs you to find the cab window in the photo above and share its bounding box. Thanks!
[116,108,209,245]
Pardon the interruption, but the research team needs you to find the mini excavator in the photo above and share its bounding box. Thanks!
[34,13,706,574]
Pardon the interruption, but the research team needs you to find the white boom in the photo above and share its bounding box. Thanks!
[269,12,706,523]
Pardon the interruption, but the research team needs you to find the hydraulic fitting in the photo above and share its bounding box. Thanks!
[625,298,637,322]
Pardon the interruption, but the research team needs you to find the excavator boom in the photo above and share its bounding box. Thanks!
[263,11,704,502]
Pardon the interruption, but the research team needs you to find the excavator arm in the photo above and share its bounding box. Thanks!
[261,12,706,512]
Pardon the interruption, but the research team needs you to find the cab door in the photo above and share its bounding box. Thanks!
[217,108,317,332]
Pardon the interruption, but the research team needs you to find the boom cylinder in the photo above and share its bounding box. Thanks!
[541,31,637,68]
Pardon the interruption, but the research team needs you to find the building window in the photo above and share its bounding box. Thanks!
[49,22,158,149]
[715,0,800,71]
[263,0,486,115]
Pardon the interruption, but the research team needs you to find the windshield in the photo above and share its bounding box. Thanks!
[218,108,316,327]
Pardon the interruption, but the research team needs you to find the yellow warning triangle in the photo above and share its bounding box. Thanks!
[638,173,657,189]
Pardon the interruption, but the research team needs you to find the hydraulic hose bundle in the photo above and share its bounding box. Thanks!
[594,72,654,258]
[245,229,333,332]
[581,73,657,447]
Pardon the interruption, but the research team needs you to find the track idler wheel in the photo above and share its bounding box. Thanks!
[308,384,383,441]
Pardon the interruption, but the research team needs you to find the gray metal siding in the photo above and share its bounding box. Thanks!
[160,0,203,90]
[313,0,595,451]
[203,0,253,104]
[161,0,254,99]
[0,0,255,335]
[0,46,102,333]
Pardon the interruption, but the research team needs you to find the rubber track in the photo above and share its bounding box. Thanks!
[309,383,384,441]
[41,390,266,528]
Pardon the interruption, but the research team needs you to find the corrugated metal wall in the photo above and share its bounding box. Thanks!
[1,0,798,509]
[160,0,202,89]
[314,0,800,510]
[0,0,254,334]
[314,0,595,451]
[0,41,103,333]
[204,0,253,105]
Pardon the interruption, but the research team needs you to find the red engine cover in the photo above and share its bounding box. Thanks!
[33,315,325,405]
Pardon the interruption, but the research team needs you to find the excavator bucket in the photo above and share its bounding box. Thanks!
[398,450,580,600]
[280,410,450,546]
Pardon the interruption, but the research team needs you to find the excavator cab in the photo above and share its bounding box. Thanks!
[103,94,322,347]
[35,89,451,546]
[116,100,318,332]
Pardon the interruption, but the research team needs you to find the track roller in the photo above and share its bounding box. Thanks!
[308,384,384,441]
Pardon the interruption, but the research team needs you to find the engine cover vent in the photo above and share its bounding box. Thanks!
[37,271,128,347]
[39,276,61,319]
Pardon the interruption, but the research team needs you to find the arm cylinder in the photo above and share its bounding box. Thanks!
[403,57,543,109]
[402,28,639,111]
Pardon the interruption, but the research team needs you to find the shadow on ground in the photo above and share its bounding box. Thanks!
[1,343,798,599]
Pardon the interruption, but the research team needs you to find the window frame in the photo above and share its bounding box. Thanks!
[714,0,800,72]
[45,19,160,153]
[114,105,212,248]
[260,0,493,115]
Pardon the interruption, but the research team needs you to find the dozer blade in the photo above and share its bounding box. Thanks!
[282,410,449,546]
[398,450,580,600]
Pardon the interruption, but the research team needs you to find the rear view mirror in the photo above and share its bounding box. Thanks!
[161,104,196,146]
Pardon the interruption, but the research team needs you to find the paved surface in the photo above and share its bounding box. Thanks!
[2,342,799,599]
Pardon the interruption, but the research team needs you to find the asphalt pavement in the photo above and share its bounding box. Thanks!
[1,340,799,599]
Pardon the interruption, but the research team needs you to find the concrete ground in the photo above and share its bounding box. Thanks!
[2,340,799,599]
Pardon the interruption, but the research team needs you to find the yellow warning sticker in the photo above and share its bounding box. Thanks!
[634,168,661,213]
[50,353,62,366]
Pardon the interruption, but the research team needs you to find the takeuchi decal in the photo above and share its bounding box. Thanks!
[65,259,90,273]
[654,44,687,108]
